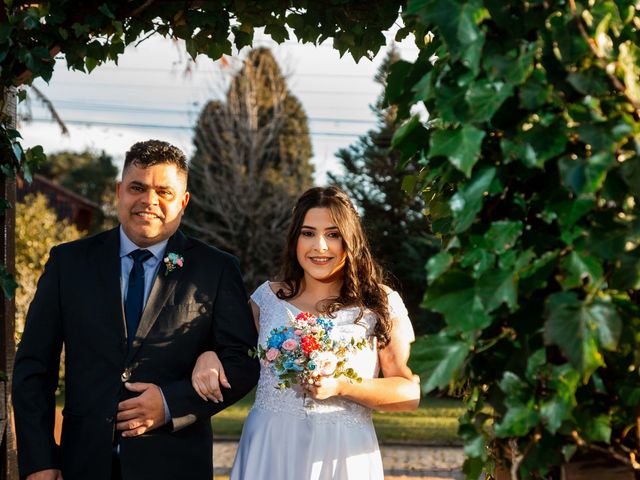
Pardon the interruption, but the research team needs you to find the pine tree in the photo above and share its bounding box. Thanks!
[184,48,314,290]
[329,48,438,335]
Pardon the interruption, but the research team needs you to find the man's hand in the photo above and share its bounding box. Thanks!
[26,469,63,480]
[116,382,166,437]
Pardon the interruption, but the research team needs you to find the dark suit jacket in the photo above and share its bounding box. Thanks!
[12,227,259,480]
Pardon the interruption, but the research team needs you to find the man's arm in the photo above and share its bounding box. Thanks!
[12,247,64,477]
[162,254,259,430]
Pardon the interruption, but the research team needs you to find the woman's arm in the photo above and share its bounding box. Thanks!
[307,310,421,412]
[191,299,260,402]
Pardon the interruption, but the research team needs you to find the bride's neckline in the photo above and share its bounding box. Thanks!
[266,281,359,315]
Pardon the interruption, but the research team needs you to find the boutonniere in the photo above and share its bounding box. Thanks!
[163,252,184,275]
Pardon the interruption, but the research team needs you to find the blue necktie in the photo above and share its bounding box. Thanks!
[125,249,153,347]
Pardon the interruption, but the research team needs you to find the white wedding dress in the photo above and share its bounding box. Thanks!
[229,281,414,480]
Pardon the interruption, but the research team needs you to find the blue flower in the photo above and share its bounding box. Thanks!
[317,317,334,331]
[283,359,304,372]
[267,331,288,349]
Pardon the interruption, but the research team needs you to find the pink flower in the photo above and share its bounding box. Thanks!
[307,318,317,325]
[282,339,298,351]
[294,329,303,336]
[310,326,319,333]
[176,259,184,267]
[265,348,280,361]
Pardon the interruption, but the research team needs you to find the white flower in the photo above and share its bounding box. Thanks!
[311,351,338,376]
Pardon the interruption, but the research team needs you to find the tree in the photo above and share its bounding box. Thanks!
[329,47,439,335]
[183,48,314,290]
[40,149,119,231]
[15,193,85,393]
[388,1,640,477]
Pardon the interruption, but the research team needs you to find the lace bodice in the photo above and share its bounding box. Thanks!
[249,281,413,427]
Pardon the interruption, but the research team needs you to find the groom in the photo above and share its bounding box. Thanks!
[12,140,259,480]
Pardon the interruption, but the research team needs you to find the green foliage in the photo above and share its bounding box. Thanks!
[41,149,119,231]
[329,48,440,335]
[15,193,84,336]
[390,0,640,476]
[184,48,313,291]
[15,193,84,391]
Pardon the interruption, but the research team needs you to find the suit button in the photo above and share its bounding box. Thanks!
[121,369,131,382]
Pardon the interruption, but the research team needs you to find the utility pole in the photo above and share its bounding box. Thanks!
[0,86,18,480]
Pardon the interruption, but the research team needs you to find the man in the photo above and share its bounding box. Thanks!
[12,140,259,480]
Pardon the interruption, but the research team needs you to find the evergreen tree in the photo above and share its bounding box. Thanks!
[329,48,438,335]
[184,48,313,290]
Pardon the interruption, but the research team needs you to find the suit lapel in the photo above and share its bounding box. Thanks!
[94,228,126,346]
[127,230,191,362]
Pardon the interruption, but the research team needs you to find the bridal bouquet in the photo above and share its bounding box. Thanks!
[253,310,368,390]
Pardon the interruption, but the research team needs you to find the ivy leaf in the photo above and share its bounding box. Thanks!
[477,269,517,312]
[494,401,540,437]
[501,121,567,168]
[264,23,289,43]
[557,251,603,290]
[426,251,453,283]
[576,413,612,444]
[465,80,513,123]
[423,270,492,332]
[485,220,523,254]
[409,0,486,73]
[544,293,621,380]
[540,364,580,434]
[449,167,495,233]
[410,333,470,393]
[429,125,486,178]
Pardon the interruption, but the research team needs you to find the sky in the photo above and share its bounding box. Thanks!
[18,29,418,184]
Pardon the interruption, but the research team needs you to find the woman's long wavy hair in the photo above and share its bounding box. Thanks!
[276,186,392,348]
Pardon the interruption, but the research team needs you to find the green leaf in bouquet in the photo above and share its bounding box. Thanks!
[449,167,495,233]
[410,332,471,393]
[423,270,492,331]
[557,251,604,290]
[429,125,486,177]
[426,251,454,283]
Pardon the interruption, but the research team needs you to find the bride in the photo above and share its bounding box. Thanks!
[192,186,420,479]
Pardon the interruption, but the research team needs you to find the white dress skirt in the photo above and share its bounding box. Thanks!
[229,281,414,480]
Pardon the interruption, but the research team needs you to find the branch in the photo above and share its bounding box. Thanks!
[29,85,69,135]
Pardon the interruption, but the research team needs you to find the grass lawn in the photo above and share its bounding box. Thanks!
[212,390,464,445]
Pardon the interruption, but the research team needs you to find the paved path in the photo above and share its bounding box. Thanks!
[213,440,464,479]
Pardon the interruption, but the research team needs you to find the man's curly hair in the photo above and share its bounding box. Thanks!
[123,140,188,178]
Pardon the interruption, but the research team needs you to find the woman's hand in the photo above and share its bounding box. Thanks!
[191,351,230,403]
[304,375,343,401]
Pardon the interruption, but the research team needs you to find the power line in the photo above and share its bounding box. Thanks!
[28,100,378,125]
[26,117,366,138]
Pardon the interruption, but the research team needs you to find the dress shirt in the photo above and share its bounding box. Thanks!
[119,226,172,424]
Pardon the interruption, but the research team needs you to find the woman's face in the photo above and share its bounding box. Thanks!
[296,207,346,283]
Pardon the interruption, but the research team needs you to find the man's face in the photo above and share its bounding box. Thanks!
[116,162,190,247]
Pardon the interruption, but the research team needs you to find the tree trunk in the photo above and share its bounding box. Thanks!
[0,86,19,480]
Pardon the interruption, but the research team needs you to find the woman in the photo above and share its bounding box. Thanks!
[192,186,420,479]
